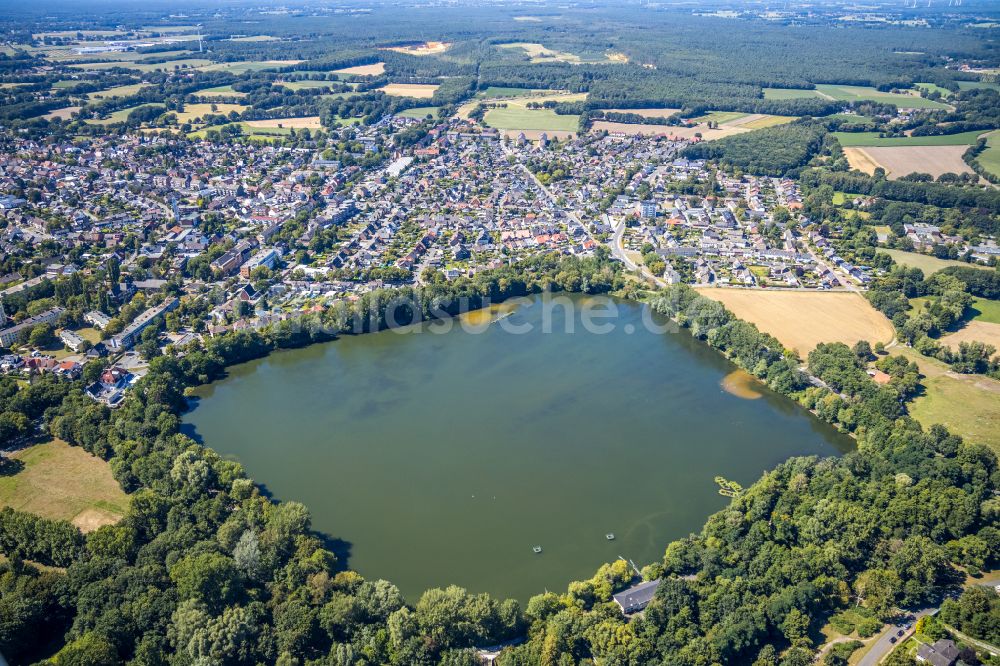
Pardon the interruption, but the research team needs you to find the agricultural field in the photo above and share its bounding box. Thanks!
[814,84,950,109]
[974,129,1000,179]
[175,102,247,123]
[845,145,974,179]
[763,87,827,100]
[0,439,129,533]
[87,82,150,100]
[380,41,450,56]
[378,83,439,98]
[914,82,952,97]
[689,111,748,124]
[882,248,992,274]
[276,80,336,90]
[591,121,679,136]
[893,346,1000,454]
[604,108,681,118]
[485,107,579,133]
[198,60,302,74]
[85,103,165,125]
[833,131,984,147]
[194,84,247,98]
[71,58,212,72]
[480,92,585,135]
[475,87,555,99]
[739,114,797,129]
[332,62,385,76]
[42,106,80,120]
[694,288,895,355]
[397,106,440,119]
[940,321,1000,351]
[956,80,1000,92]
[244,116,323,129]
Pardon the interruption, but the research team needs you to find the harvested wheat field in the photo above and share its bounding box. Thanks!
[245,116,323,129]
[43,106,80,120]
[378,83,439,98]
[592,121,679,136]
[605,108,681,118]
[334,62,386,76]
[695,288,895,355]
[863,145,974,179]
[940,321,1000,351]
[843,147,881,175]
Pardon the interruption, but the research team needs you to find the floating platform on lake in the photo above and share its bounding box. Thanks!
[606,533,615,540]
[714,475,744,498]
[532,545,542,554]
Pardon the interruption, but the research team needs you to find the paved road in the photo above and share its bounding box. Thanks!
[798,234,860,293]
[610,216,667,288]
[856,607,937,666]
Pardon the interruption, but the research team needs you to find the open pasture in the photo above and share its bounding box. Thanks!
[974,130,1000,179]
[194,84,247,98]
[763,87,826,100]
[475,87,556,99]
[0,439,129,533]
[198,60,302,74]
[815,84,949,108]
[87,83,149,100]
[397,106,441,119]
[175,103,247,123]
[882,249,991,274]
[833,130,983,147]
[694,288,895,355]
[378,83,439,98]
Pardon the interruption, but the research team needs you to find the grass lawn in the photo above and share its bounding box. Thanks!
[882,248,992,274]
[815,84,949,109]
[194,84,248,98]
[915,82,952,97]
[397,106,440,119]
[763,87,825,100]
[974,129,1000,179]
[85,103,165,125]
[833,130,984,147]
[276,80,336,90]
[893,346,1000,454]
[956,80,1000,92]
[968,297,1000,325]
[0,439,129,532]
[484,107,579,132]
[76,327,103,344]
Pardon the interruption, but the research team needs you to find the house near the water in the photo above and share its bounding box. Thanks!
[612,579,661,614]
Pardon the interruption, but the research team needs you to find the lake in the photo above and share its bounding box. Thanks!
[184,294,853,601]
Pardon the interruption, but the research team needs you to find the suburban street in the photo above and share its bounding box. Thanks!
[855,607,937,666]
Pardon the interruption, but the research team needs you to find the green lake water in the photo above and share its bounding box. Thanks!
[184,295,853,601]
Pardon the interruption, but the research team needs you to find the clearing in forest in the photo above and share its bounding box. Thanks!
[694,288,895,355]
[0,439,129,533]
[333,62,386,76]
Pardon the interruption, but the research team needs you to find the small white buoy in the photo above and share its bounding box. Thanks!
[606,533,616,541]
[533,545,542,554]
